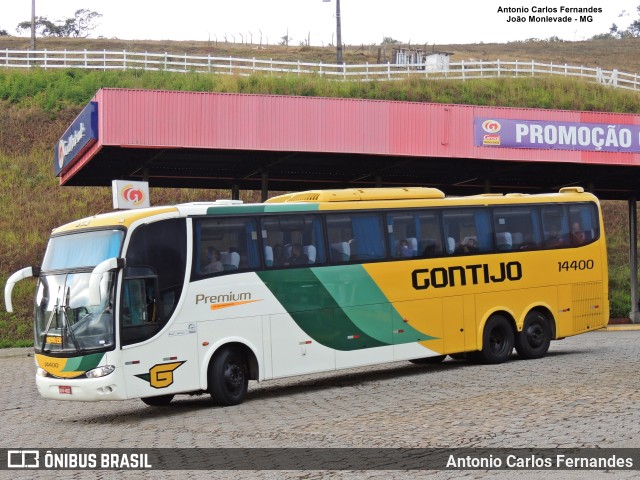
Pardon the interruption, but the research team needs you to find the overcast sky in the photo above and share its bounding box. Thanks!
[2,1,639,46]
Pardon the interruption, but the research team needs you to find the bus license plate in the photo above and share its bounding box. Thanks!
[59,386,72,395]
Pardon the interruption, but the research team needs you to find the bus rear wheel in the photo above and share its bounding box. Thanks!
[515,311,551,359]
[477,314,514,364]
[141,394,174,406]
[209,347,248,406]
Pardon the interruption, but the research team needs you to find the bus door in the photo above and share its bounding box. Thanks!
[119,267,199,399]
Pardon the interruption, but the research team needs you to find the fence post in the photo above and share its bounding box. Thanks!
[388,61,391,80]
[497,59,501,77]
[84,49,88,68]
[208,54,211,73]
[229,56,233,74]
[43,49,47,69]
[123,49,126,69]
[564,63,567,76]
[103,49,107,71]
[253,57,256,74]
[531,59,534,76]
[144,51,148,71]
[4,48,7,67]
[515,60,518,77]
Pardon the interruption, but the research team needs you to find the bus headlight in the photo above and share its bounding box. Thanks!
[36,367,49,377]
[85,365,115,379]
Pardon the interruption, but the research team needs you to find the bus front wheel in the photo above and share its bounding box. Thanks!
[477,314,514,364]
[515,311,551,359]
[209,347,248,406]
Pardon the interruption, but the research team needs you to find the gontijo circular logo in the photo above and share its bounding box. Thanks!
[121,184,145,206]
[482,119,502,133]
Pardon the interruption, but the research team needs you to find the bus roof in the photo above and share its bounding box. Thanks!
[52,187,596,234]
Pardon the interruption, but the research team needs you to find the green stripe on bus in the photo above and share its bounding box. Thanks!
[62,353,105,372]
[257,268,387,351]
[258,266,436,350]
[312,265,436,343]
[206,204,319,215]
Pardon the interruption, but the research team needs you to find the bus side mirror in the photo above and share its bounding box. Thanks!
[89,258,126,306]
[4,266,40,312]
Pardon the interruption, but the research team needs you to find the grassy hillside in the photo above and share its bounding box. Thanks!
[0,37,639,346]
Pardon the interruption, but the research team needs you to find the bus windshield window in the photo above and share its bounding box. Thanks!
[42,230,124,271]
[34,272,115,353]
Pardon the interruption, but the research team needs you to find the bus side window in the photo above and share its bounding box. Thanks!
[493,206,541,251]
[569,203,599,246]
[260,214,326,267]
[327,213,385,262]
[542,205,569,249]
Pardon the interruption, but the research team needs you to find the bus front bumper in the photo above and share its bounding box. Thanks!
[35,369,128,402]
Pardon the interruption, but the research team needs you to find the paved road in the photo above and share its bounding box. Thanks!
[1,329,640,479]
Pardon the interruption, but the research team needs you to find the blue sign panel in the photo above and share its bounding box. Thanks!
[474,117,640,153]
[54,101,98,176]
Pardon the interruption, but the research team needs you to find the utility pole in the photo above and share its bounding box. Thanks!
[335,0,343,64]
[30,0,36,50]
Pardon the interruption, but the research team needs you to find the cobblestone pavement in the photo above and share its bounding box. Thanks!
[1,329,640,479]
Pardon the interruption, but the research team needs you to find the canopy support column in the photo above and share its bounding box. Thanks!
[629,196,640,323]
[261,172,269,202]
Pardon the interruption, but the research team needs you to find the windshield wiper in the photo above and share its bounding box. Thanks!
[40,286,60,354]
[61,286,84,355]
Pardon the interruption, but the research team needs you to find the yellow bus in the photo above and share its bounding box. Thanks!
[5,186,608,406]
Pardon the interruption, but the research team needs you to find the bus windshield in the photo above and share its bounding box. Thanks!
[34,229,123,355]
[42,229,124,272]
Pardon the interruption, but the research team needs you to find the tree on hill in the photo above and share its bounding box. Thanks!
[600,5,640,38]
[16,9,101,38]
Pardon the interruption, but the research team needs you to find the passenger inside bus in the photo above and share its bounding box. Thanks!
[285,243,309,266]
[571,222,587,246]
[545,229,564,248]
[202,247,224,274]
[396,239,413,258]
[461,236,479,253]
[272,244,285,266]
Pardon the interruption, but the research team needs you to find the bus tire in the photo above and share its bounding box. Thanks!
[478,314,514,364]
[515,311,551,359]
[141,394,174,406]
[209,347,248,406]
[409,355,446,365]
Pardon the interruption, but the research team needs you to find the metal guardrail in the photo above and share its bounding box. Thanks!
[2,48,639,91]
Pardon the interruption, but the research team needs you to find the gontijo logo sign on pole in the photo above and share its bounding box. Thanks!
[474,117,640,153]
[54,101,98,176]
